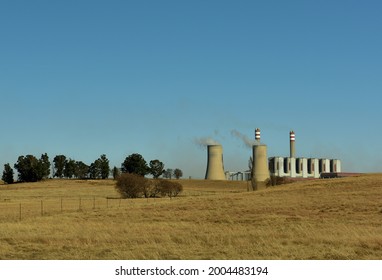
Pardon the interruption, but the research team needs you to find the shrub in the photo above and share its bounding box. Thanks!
[156,179,183,198]
[266,175,292,187]
[115,173,148,198]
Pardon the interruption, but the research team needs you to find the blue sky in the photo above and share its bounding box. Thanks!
[1,0,381,179]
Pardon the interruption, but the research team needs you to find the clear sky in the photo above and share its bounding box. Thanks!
[1,0,381,179]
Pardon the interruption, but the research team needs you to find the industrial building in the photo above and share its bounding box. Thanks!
[269,131,341,179]
[204,128,341,184]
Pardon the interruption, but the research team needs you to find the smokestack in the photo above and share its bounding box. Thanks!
[205,145,226,180]
[255,128,261,143]
[251,128,270,190]
[290,131,295,158]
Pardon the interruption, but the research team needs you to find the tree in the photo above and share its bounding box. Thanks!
[63,159,76,179]
[112,166,120,180]
[173,168,183,179]
[149,159,165,178]
[2,163,14,184]
[163,168,173,179]
[14,155,45,182]
[53,155,67,178]
[40,153,51,179]
[89,159,102,179]
[99,154,110,179]
[75,161,89,179]
[121,153,149,176]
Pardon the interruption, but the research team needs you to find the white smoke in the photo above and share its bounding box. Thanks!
[231,129,255,148]
[193,137,220,149]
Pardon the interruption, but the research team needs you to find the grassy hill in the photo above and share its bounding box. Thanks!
[0,175,381,259]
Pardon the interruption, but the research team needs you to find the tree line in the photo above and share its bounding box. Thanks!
[1,153,183,184]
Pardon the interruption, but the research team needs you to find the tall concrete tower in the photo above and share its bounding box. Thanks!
[251,129,270,190]
[205,145,226,180]
[290,131,296,158]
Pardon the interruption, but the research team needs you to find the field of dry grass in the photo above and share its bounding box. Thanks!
[0,175,381,260]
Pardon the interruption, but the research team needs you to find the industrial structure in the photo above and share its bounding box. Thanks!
[251,128,270,189]
[203,128,341,184]
[268,130,341,179]
[204,144,226,180]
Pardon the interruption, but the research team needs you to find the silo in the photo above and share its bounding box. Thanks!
[205,145,226,180]
[251,129,270,190]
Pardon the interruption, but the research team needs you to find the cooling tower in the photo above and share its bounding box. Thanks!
[251,129,270,190]
[205,145,226,180]
[290,131,295,158]
[252,145,270,187]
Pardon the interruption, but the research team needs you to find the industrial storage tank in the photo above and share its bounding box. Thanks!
[205,145,226,180]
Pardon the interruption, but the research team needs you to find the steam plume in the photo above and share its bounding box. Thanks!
[194,137,220,149]
[231,129,255,148]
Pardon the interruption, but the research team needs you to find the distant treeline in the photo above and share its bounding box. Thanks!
[2,153,183,184]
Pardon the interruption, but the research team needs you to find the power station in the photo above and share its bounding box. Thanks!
[268,130,341,179]
[204,129,342,187]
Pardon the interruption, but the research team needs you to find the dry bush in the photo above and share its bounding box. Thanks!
[266,175,293,187]
[156,179,183,198]
[115,173,148,198]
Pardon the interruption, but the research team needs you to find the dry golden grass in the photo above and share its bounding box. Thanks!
[0,175,381,260]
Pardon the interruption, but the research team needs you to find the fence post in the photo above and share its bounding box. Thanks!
[41,200,43,216]
[79,197,82,211]
[19,203,22,222]
[60,197,63,213]
[93,197,96,210]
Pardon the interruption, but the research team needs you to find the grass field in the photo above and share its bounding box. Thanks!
[0,175,381,260]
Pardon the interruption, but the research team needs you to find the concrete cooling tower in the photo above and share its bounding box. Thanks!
[205,145,226,180]
[252,129,270,190]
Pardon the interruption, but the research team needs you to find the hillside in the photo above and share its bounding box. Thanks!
[0,175,381,259]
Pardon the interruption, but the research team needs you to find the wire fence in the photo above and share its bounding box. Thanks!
[0,196,142,222]
[0,190,212,222]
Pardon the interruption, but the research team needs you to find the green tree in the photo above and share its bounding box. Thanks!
[149,159,165,178]
[112,166,120,180]
[173,168,183,179]
[40,153,51,179]
[75,161,89,179]
[2,163,14,184]
[163,168,173,179]
[121,153,149,176]
[14,155,44,182]
[63,159,76,179]
[53,155,67,178]
[99,154,110,179]
[89,159,102,179]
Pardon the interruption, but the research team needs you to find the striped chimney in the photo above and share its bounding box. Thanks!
[290,130,296,158]
[255,128,261,142]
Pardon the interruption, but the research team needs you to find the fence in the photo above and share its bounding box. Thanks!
[0,196,146,222]
[0,188,202,223]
